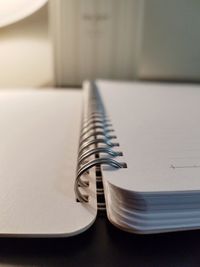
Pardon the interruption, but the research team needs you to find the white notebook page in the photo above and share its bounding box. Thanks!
[0,89,97,236]
[97,80,200,193]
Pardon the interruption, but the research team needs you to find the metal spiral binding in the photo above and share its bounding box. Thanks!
[75,81,127,207]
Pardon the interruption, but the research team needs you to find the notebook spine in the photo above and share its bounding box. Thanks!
[75,82,127,207]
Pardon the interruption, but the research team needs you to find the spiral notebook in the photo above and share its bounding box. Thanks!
[1,80,200,237]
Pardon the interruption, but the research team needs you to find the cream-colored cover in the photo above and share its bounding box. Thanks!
[0,89,97,237]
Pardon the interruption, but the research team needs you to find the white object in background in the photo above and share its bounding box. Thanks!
[49,0,143,86]
[136,0,200,81]
[0,0,48,27]
[49,0,200,85]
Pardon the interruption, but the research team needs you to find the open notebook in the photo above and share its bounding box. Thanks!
[1,80,200,236]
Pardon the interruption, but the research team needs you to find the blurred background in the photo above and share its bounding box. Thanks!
[0,0,200,88]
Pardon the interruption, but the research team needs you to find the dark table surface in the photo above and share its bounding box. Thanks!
[0,215,200,267]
